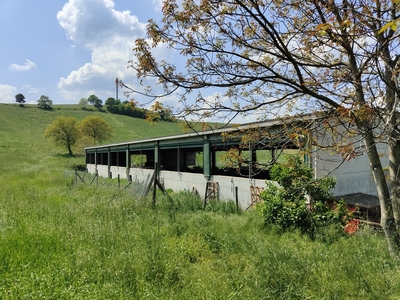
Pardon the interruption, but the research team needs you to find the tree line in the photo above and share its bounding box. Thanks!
[15,93,175,123]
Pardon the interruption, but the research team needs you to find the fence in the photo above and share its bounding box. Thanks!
[66,170,240,211]
[68,170,153,199]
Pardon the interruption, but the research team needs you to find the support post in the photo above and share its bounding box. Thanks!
[152,162,158,207]
[152,175,157,206]
[235,186,239,212]
[203,139,211,179]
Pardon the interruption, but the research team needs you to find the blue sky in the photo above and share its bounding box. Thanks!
[0,0,168,105]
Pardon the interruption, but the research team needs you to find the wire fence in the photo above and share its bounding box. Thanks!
[65,170,231,211]
[67,170,153,199]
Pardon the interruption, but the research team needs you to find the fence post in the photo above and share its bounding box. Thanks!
[235,186,239,212]
[152,163,158,207]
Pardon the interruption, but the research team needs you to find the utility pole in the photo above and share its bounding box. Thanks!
[115,77,119,100]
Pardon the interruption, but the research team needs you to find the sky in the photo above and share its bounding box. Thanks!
[0,0,168,105]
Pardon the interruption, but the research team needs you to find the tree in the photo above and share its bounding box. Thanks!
[79,98,88,109]
[87,94,103,110]
[45,116,81,155]
[80,116,112,145]
[130,0,400,256]
[105,97,121,113]
[37,95,53,110]
[93,99,103,111]
[15,93,26,106]
[146,101,175,123]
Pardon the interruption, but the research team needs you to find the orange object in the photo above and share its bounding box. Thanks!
[344,218,360,234]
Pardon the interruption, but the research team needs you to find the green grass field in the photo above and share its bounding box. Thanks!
[1,103,400,299]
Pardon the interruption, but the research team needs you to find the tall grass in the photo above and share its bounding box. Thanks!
[1,180,400,299]
[1,104,400,299]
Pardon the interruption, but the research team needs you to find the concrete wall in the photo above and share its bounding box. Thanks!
[87,164,97,175]
[158,170,267,209]
[96,165,109,178]
[86,164,268,210]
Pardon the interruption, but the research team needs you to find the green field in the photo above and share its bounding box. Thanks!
[1,103,400,299]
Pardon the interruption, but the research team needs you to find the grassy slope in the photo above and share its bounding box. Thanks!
[1,104,400,299]
[0,104,183,176]
[1,103,183,145]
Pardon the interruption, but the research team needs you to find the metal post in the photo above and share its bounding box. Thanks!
[235,186,239,212]
[115,77,119,100]
[152,163,158,207]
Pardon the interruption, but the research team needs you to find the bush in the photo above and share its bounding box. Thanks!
[71,163,87,171]
[259,157,348,240]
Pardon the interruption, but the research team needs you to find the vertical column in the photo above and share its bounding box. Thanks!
[154,141,160,173]
[177,144,180,172]
[95,149,98,173]
[108,147,111,178]
[203,138,211,179]
[126,145,131,180]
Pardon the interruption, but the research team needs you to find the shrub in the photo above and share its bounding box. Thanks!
[71,163,87,171]
[259,157,348,240]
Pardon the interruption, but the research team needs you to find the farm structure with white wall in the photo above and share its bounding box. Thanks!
[85,117,387,210]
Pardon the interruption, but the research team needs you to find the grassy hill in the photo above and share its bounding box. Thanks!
[1,103,400,298]
[0,103,184,176]
[1,103,184,146]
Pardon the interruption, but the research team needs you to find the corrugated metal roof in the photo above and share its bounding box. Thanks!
[85,117,289,151]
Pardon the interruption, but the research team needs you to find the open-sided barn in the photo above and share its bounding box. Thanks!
[85,118,387,210]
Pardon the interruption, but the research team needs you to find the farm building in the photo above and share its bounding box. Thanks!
[85,117,387,210]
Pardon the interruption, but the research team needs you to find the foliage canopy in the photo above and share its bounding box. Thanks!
[45,116,81,155]
[79,98,88,109]
[260,157,347,241]
[79,116,112,145]
[37,95,53,110]
[130,0,400,256]
[87,94,103,111]
[15,93,26,106]
[45,115,112,154]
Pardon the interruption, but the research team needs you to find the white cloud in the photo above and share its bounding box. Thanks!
[9,59,36,72]
[0,84,17,103]
[0,84,45,104]
[152,0,163,11]
[23,84,42,94]
[57,40,140,101]
[56,0,152,102]
[57,0,145,49]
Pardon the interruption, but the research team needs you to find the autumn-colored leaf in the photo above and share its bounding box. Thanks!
[379,20,398,33]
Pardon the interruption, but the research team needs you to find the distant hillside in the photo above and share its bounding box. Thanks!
[1,103,184,141]
[0,103,185,166]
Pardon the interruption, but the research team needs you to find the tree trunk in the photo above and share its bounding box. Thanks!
[388,118,400,254]
[388,130,400,238]
[364,131,400,257]
[67,144,73,156]
[382,51,400,257]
